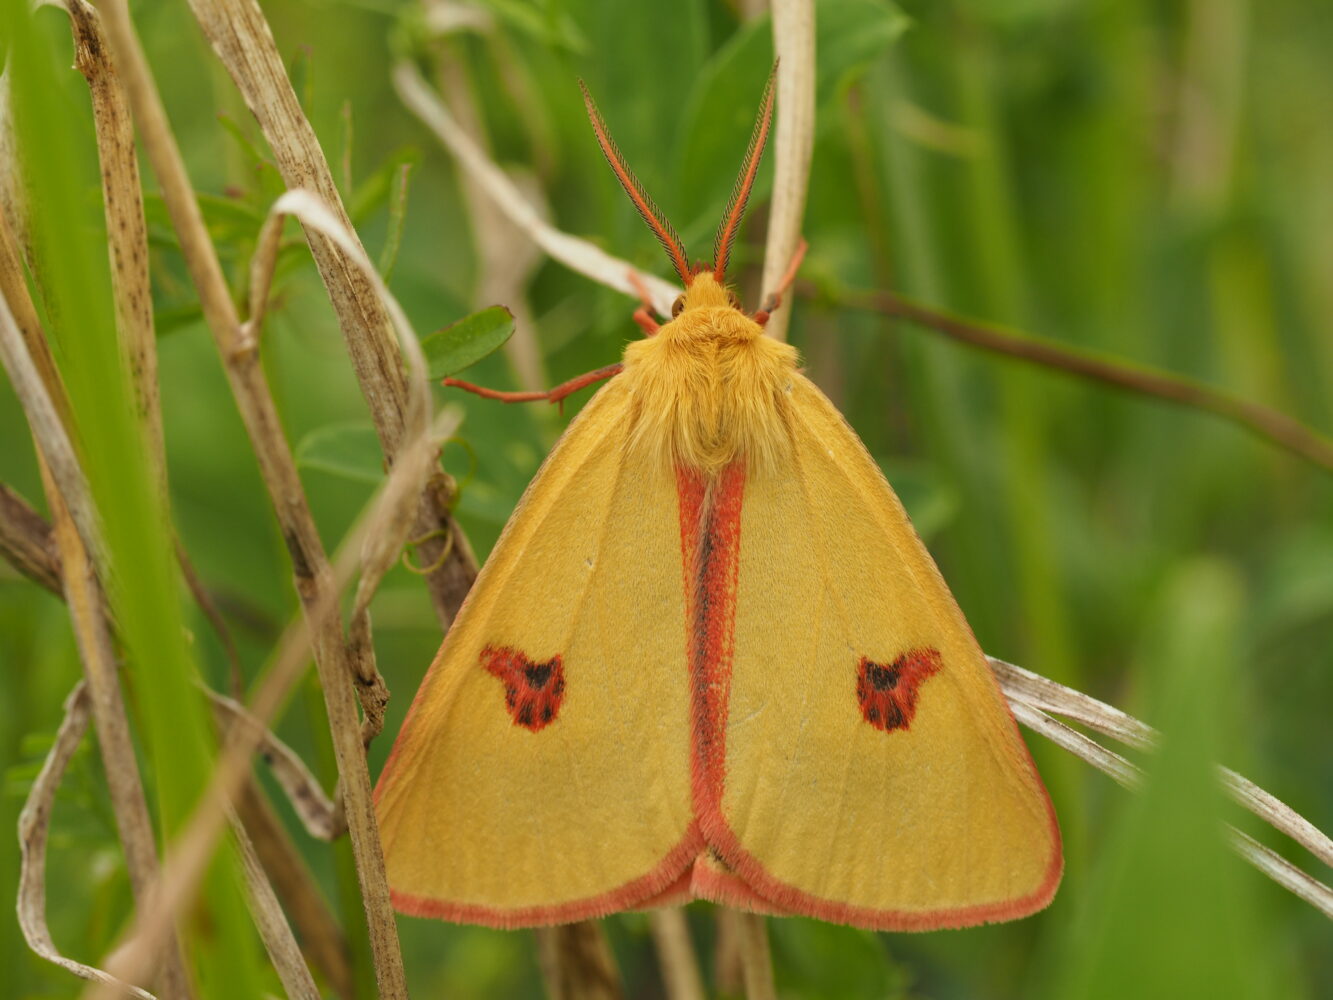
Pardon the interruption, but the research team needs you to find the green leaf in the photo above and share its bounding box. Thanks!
[295,422,385,484]
[1051,560,1283,1000]
[348,146,422,225]
[472,0,588,54]
[422,306,517,378]
[771,918,906,1000]
[674,0,908,241]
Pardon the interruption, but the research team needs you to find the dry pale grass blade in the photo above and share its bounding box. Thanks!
[761,0,816,344]
[1007,699,1144,793]
[206,690,342,841]
[258,188,451,740]
[1219,768,1333,869]
[649,910,706,1000]
[0,207,70,426]
[992,657,1154,748]
[264,189,432,433]
[735,911,776,1000]
[1231,830,1333,916]
[88,5,416,992]
[83,374,454,1000]
[243,208,285,350]
[18,682,155,1000]
[184,0,411,448]
[1,261,192,996]
[233,783,355,1000]
[59,0,162,470]
[393,60,680,317]
[1005,690,1333,917]
[434,47,549,392]
[992,657,1333,868]
[0,296,100,565]
[347,404,465,743]
[228,813,322,1000]
[185,0,482,626]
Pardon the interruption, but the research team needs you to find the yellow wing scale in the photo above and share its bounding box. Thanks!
[374,380,699,926]
[711,376,1061,927]
[378,72,1060,932]
[376,371,1060,930]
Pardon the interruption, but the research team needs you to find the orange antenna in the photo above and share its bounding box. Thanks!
[712,62,777,284]
[581,81,693,286]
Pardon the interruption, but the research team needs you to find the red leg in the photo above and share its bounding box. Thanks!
[443,363,624,407]
[753,238,808,326]
[633,306,659,336]
[627,269,662,335]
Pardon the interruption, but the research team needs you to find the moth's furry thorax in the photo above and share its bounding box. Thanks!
[620,273,800,477]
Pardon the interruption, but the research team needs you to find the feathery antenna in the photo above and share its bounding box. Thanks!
[581,81,693,286]
[712,62,778,284]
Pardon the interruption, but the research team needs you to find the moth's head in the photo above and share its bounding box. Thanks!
[581,66,777,323]
[672,272,740,317]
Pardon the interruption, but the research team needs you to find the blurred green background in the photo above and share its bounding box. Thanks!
[2,0,1330,997]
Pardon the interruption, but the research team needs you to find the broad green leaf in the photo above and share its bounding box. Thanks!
[296,422,385,484]
[473,0,588,54]
[673,0,908,241]
[771,918,906,1000]
[348,146,422,225]
[422,306,517,378]
[1051,561,1283,1000]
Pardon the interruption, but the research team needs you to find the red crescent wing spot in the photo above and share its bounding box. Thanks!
[481,646,566,732]
[855,648,942,733]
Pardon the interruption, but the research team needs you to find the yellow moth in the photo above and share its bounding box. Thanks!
[374,70,1062,931]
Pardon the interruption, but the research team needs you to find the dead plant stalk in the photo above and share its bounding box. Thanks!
[0,192,194,998]
[89,0,408,993]
[184,0,478,626]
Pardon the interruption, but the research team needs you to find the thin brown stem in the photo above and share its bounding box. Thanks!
[0,483,61,595]
[43,461,193,1000]
[234,783,355,1000]
[0,191,193,997]
[735,912,776,1000]
[536,925,624,1000]
[649,910,706,1000]
[229,813,322,1000]
[63,0,162,470]
[0,475,353,995]
[207,688,342,841]
[185,0,477,627]
[393,60,680,317]
[840,286,1333,474]
[88,1,408,993]
[0,210,69,426]
[82,349,449,1000]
